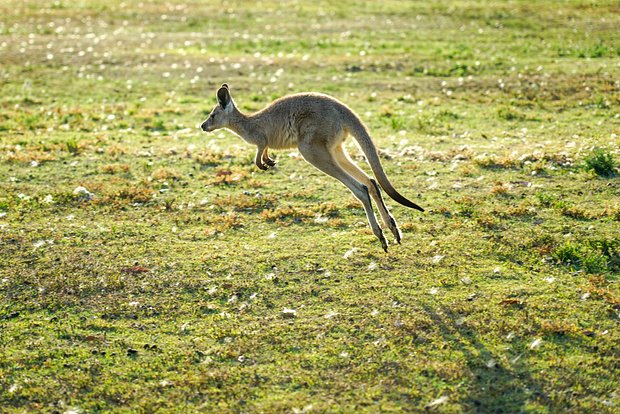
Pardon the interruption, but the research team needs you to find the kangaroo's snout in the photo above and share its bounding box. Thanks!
[200,121,209,132]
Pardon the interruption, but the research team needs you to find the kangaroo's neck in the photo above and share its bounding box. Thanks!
[227,110,263,144]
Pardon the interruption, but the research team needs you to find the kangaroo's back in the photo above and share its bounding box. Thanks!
[253,93,358,149]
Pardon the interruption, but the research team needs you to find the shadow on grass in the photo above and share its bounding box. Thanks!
[418,301,547,412]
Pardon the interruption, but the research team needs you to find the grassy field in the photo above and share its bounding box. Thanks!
[1,0,619,412]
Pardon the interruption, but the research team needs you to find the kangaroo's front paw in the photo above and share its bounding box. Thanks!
[264,157,277,167]
[256,162,268,171]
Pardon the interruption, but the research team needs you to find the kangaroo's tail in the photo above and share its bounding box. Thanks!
[347,118,424,212]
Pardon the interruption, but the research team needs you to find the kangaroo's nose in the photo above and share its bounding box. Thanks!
[200,122,208,131]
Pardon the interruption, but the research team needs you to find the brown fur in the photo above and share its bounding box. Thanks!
[201,84,424,251]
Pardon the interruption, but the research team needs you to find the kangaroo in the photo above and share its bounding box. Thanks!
[200,84,424,251]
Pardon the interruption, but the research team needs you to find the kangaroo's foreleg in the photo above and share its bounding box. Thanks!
[261,147,276,167]
[254,144,269,170]
[333,144,402,244]
[298,140,388,252]
[255,145,276,170]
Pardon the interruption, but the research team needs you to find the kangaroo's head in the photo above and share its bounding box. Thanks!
[201,83,236,132]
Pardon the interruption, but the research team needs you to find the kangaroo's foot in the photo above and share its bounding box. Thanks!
[378,230,389,252]
[387,216,402,244]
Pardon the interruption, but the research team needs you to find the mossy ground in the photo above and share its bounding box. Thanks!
[1,1,619,412]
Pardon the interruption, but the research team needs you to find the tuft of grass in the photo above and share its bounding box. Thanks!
[212,193,277,213]
[205,212,244,234]
[145,118,166,132]
[209,168,249,186]
[414,114,443,135]
[552,240,617,274]
[474,155,520,170]
[490,182,510,196]
[151,168,182,182]
[66,138,80,155]
[260,205,315,223]
[380,108,407,131]
[528,234,556,255]
[437,110,460,120]
[193,151,223,167]
[494,204,537,219]
[540,320,581,337]
[100,164,131,174]
[576,41,619,59]
[106,186,155,205]
[583,148,616,178]
[561,205,595,220]
[497,107,527,121]
[536,191,557,208]
[389,115,406,131]
[476,214,501,230]
[588,239,620,272]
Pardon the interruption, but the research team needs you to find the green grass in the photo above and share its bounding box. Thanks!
[583,147,617,178]
[1,0,620,412]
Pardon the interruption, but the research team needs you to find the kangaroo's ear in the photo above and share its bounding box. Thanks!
[217,85,231,108]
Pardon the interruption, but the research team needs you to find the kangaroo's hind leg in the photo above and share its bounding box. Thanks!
[298,140,389,251]
[333,144,402,243]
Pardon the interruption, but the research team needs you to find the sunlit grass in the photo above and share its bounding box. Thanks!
[1,0,619,412]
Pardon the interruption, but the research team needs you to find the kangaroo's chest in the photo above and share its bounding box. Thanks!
[267,116,299,149]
